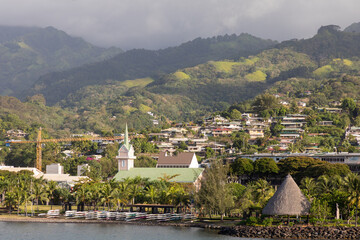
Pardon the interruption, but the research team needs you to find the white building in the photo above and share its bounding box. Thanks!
[116,124,136,171]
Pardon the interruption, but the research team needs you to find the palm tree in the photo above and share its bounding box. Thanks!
[345,174,360,226]
[22,190,32,217]
[300,177,316,200]
[111,185,129,211]
[173,187,190,213]
[4,191,17,213]
[0,177,10,202]
[100,183,113,210]
[316,175,334,195]
[14,187,23,215]
[46,181,58,209]
[32,181,48,213]
[75,185,87,211]
[145,185,158,204]
[251,179,274,208]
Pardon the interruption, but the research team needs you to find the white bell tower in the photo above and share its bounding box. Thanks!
[116,123,136,171]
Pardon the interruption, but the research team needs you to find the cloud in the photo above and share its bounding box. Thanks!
[0,0,359,50]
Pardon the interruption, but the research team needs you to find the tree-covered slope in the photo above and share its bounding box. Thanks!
[25,33,277,105]
[0,26,122,96]
[57,48,317,128]
[278,25,360,62]
[265,57,360,106]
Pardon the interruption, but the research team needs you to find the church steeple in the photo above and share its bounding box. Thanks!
[116,123,135,171]
[124,123,130,149]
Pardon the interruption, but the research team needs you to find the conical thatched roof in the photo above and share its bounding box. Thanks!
[262,174,311,216]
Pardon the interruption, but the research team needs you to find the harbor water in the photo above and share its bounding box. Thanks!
[0,222,270,240]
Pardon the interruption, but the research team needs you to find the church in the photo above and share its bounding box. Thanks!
[113,124,204,189]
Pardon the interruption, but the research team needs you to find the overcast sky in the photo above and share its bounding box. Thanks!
[0,0,359,50]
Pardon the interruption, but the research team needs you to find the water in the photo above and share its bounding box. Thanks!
[0,222,269,240]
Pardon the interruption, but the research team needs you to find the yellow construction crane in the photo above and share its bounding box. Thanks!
[6,128,141,171]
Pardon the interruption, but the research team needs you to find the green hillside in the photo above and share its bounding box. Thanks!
[3,25,360,134]
[55,48,317,129]
[278,25,360,61]
[25,34,276,105]
[0,26,122,96]
[265,57,360,106]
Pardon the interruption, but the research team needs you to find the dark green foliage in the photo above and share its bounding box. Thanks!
[279,25,360,61]
[135,156,157,168]
[278,157,351,181]
[132,138,158,154]
[0,26,122,96]
[4,144,36,167]
[245,216,259,226]
[27,34,276,105]
[205,147,215,159]
[230,158,254,176]
[304,163,351,179]
[253,157,279,178]
[196,161,234,220]
[252,94,280,113]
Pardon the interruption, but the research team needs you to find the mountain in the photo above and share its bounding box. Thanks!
[0,26,122,96]
[0,26,39,43]
[25,34,277,105]
[278,25,360,62]
[344,22,360,33]
[57,48,317,130]
[57,26,360,129]
[4,25,360,133]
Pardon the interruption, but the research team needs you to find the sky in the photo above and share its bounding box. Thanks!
[0,0,359,50]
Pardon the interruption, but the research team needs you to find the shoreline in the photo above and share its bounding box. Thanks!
[0,216,220,229]
[5,216,360,239]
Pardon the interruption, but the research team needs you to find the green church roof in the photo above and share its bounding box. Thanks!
[113,168,204,183]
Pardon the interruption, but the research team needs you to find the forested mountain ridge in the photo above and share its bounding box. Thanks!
[25,33,277,105]
[3,24,360,134]
[0,26,122,96]
[278,25,360,62]
[56,48,317,130]
[57,25,360,130]
[344,22,360,33]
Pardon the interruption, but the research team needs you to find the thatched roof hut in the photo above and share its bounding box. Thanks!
[262,174,311,216]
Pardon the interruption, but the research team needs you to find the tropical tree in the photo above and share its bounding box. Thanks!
[196,161,234,221]
[46,181,58,209]
[145,185,158,204]
[300,177,316,200]
[345,174,360,226]
[32,179,48,213]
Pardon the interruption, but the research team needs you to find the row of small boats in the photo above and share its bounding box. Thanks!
[62,210,196,221]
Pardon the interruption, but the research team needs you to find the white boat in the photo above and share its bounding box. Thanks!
[106,212,117,220]
[116,212,126,221]
[75,211,86,218]
[47,209,60,218]
[65,210,76,218]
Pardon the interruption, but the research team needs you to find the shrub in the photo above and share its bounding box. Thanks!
[245,216,259,226]
[262,217,273,226]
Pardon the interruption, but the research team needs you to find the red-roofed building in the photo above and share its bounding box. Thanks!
[212,128,232,137]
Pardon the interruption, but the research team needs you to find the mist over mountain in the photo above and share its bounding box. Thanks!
[344,22,360,33]
[0,26,122,96]
[24,33,276,105]
[2,23,360,132]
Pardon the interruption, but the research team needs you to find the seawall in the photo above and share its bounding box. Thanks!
[220,225,360,239]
